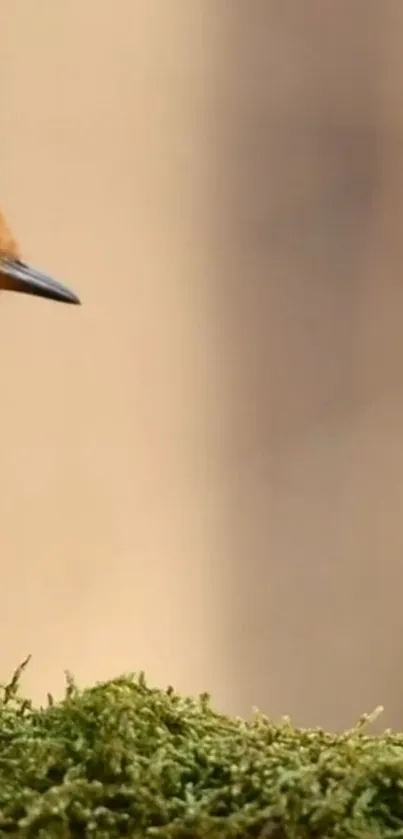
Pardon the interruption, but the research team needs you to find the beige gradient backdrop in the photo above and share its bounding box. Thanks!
[1,0,403,730]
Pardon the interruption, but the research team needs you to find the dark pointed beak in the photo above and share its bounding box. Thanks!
[0,258,81,305]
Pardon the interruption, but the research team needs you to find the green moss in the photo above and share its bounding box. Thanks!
[0,659,402,838]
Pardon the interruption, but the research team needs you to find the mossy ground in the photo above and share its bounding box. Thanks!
[0,658,402,838]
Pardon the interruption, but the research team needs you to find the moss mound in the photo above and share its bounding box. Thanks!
[0,659,402,838]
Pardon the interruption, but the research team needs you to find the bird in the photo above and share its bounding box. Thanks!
[0,208,80,305]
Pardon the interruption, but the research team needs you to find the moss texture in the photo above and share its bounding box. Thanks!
[0,658,402,838]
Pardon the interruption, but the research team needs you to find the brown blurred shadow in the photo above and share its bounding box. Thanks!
[216,2,403,727]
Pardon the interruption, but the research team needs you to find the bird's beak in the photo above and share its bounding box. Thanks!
[0,258,80,305]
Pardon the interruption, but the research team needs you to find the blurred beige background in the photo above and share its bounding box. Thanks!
[1,0,403,730]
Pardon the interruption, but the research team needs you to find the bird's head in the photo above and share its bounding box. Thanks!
[0,209,80,305]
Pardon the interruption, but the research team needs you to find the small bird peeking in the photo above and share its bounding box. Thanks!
[0,208,80,305]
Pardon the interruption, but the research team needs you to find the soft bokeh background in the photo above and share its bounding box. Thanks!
[1,0,403,730]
